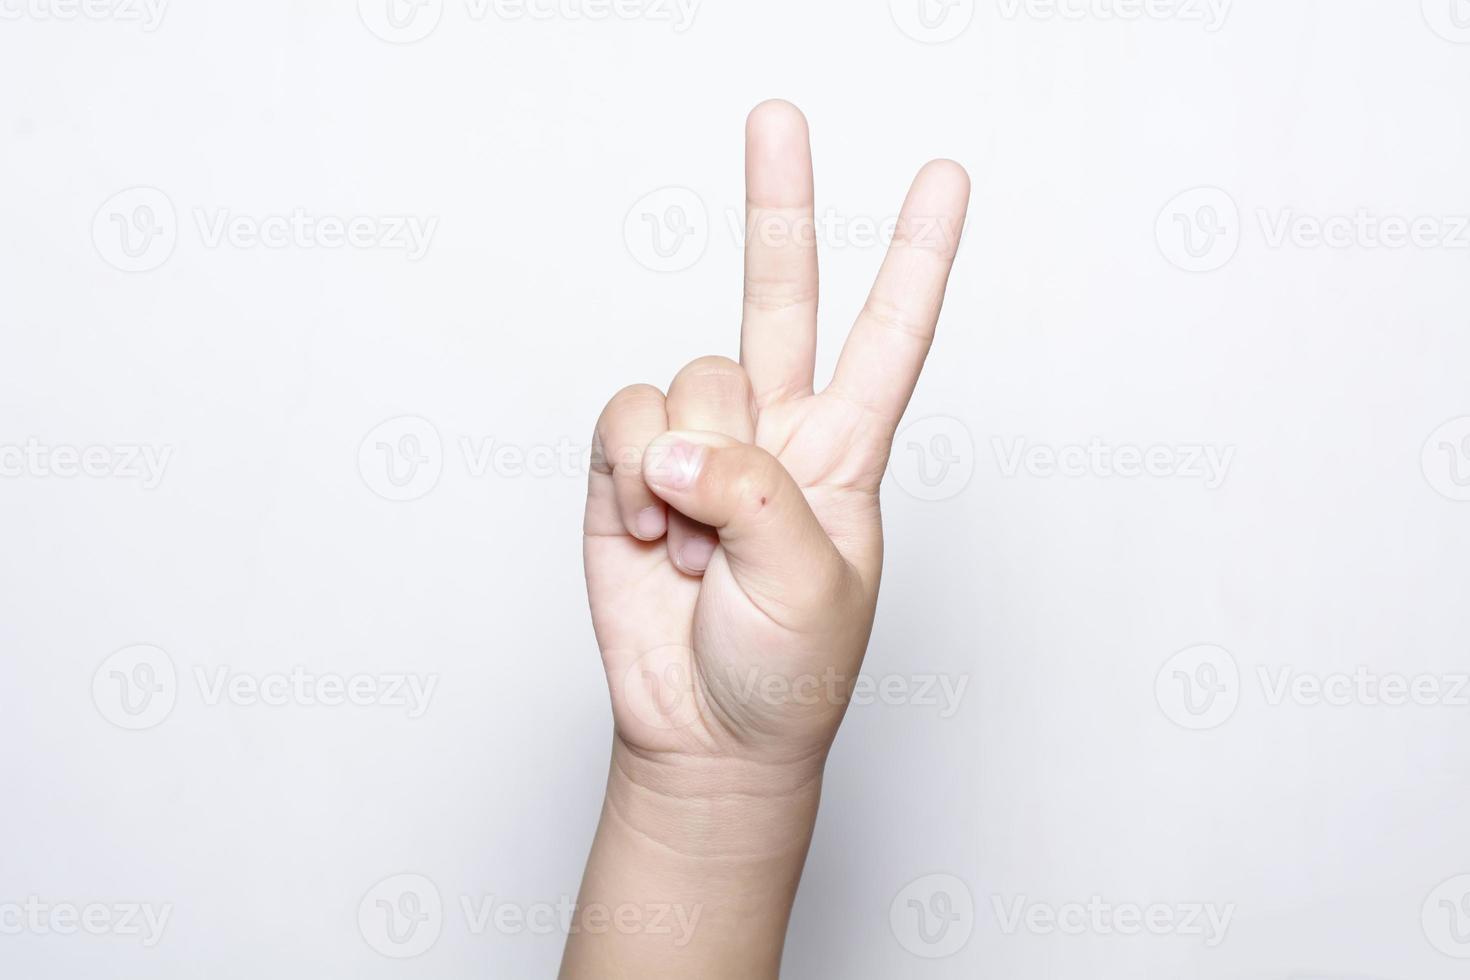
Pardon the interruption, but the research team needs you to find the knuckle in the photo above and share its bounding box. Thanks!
[607,382,664,412]
[675,354,746,384]
[595,384,665,477]
[743,273,818,314]
[727,449,783,516]
[861,296,929,342]
[671,356,752,405]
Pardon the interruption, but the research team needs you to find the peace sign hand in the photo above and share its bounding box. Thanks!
[583,100,970,771]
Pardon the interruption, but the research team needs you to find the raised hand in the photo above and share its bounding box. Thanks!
[566,99,969,980]
[584,99,969,764]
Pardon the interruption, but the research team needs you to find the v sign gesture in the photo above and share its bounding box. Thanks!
[566,100,970,980]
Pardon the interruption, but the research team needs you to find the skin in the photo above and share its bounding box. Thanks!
[563,99,971,980]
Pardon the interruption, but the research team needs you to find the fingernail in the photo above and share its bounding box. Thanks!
[646,440,704,491]
[679,535,716,573]
[634,506,666,540]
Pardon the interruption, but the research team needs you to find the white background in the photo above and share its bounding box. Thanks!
[3,0,1470,977]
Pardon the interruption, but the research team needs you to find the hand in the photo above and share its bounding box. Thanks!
[565,100,969,980]
[584,101,970,773]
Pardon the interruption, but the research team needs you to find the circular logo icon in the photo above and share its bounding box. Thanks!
[615,645,702,733]
[93,187,177,273]
[358,416,443,502]
[1156,186,1240,273]
[623,187,709,273]
[889,0,976,44]
[93,645,178,730]
[890,416,975,502]
[1423,0,1470,42]
[890,873,974,959]
[358,0,443,43]
[1155,644,1240,731]
[1423,874,1470,957]
[358,873,443,958]
[1422,417,1470,502]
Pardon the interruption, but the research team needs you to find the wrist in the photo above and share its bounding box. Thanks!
[605,735,826,863]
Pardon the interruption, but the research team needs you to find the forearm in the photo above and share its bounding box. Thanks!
[560,739,825,980]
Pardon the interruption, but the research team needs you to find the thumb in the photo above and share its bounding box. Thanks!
[642,431,850,617]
